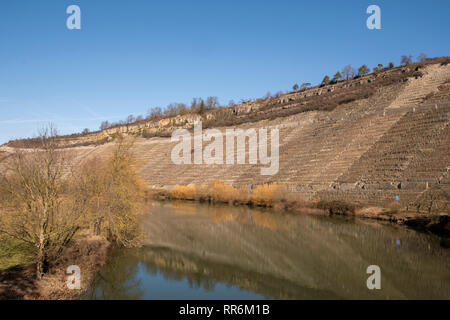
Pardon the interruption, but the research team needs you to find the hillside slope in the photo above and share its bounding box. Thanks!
[1,60,450,211]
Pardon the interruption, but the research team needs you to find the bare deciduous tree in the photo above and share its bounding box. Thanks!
[401,55,413,65]
[418,53,428,63]
[100,121,111,130]
[0,128,145,280]
[414,187,450,214]
[205,96,219,110]
[125,115,135,124]
[147,107,163,120]
[75,136,144,247]
[342,65,355,80]
[0,126,89,279]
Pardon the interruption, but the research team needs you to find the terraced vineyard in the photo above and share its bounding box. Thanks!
[2,60,450,211]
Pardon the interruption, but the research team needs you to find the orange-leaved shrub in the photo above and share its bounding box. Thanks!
[208,180,238,204]
[251,184,285,207]
[171,185,197,200]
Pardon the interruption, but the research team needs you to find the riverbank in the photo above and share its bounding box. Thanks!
[151,183,450,237]
[356,207,450,237]
[0,235,109,300]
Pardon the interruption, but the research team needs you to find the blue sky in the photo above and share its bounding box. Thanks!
[1,0,449,144]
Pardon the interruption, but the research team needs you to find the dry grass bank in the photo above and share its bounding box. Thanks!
[155,180,358,215]
[0,235,108,300]
[169,181,286,207]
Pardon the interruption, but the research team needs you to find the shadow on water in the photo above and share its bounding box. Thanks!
[86,201,450,300]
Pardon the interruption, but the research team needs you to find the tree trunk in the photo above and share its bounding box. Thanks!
[37,221,46,279]
[36,247,44,279]
[94,217,103,235]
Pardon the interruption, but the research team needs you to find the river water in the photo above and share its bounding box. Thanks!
[86,201,450,300]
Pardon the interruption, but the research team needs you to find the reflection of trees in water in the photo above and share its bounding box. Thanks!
[134,247,337,299]
[139,249,218,292]
[85,248,144,300]
[86,247,222,299]
[85,244,339,299]
[204,204,279,230]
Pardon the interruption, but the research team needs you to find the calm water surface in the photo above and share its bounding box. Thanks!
[86,201,450,300]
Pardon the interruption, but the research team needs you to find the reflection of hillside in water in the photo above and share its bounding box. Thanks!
[88,201,450,300]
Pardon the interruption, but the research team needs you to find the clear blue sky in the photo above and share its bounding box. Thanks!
[1,0,449,144]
